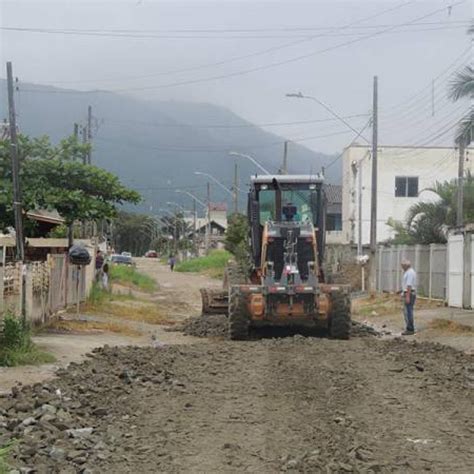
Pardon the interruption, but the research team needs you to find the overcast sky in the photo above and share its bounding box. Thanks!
[0,0,472,154]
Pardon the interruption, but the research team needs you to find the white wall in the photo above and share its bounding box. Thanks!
[342,145,473,245]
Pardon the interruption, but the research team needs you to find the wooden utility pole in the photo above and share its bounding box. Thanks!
[87,105,92,164]
[6,61,24,262]
[206,182,211,254]
[456,141,465,227]
[193,198,197,256]
[369,76,378,293]
[233,162,239,214]
[81,125,87,165]
[282,140,289,174]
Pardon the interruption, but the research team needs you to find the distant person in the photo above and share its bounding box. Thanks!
[102,262,109,291]
[168,255,176,272]
[400,259,416,335]
[95,250,104,281]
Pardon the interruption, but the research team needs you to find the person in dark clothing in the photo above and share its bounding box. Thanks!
[168,255,176,271]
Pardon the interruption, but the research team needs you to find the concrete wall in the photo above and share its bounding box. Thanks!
[342,145,474,245]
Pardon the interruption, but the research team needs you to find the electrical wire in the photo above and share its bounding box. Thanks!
[13,1,417,86]
[18,1,466,94]
[101,113,370,130]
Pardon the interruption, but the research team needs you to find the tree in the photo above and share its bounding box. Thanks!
[225,212,250,270]
[387,175,474,245]
[0,134,140,235]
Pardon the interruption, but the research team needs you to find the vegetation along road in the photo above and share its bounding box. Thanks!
[1,259,473,473]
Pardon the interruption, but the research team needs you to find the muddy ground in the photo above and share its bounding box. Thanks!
[1,260,473,473]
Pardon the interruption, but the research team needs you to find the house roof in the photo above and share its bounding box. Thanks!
[26,209,64,225]
[209,203,227,212]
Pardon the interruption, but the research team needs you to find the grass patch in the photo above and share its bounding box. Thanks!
[83,284,172,325]
[109,265,157,292]
[0,313,55,367]
[44,319,142,337]
[428,319,474,333]
[175,250,231,279]
[0,441,16,474]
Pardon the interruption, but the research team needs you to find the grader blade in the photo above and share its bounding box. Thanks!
[200,288,229,315]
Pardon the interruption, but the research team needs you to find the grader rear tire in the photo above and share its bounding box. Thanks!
[329,290,351,340]
[228,287,249,340]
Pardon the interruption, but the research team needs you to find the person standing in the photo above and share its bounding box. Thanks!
[400,259,416,335]
[95,250,104,281]
[168,255,176,272]
[102,262,109,291]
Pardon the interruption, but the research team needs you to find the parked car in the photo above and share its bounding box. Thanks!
[121,251,132,258]
[145,250,158,258]
[111,254,134,266]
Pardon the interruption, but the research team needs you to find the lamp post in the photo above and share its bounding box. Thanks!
[176,190,207,256]
[286,92,370,144]
[229,151,271,175]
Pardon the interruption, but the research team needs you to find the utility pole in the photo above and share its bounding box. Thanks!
[369,76,378,293]
[456,141,465,227]
[233,162,239,213]
[6,62,24,262]
[87,105,92,164]
[206,182,211,254]
[282,140,289,174]
[193,198,197,256]
[81,125,87,165]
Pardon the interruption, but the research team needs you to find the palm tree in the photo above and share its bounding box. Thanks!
[449,25,474,144]
[405,174,474,244]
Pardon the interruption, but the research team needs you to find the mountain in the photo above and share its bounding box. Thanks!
[0,80,339,213]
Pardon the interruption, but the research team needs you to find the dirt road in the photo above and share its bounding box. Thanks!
[1,261,474,473]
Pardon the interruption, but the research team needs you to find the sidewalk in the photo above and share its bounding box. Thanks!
[353,298,474,354]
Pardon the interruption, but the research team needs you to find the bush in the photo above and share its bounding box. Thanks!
[0,313,55,367]
[1,313,30,350]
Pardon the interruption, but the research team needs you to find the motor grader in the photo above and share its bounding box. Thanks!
[200,174,351,340]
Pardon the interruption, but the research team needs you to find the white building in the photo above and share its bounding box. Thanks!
[342,144,473,245]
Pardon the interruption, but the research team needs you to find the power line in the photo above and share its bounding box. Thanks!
[94,128,356,153]
[6,1,417,87]
[18,2,465,94]
[101,113,370,130]
[325,118,373,170]
[381,44,472,116]
[1,23,467,39]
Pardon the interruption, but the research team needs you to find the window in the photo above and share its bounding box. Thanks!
[395,176,418,197]
[327,214,342,231]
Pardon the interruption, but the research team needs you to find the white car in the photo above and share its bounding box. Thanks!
[121,251,132,258]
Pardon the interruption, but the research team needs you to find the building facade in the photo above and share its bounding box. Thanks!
[341,144,473,245]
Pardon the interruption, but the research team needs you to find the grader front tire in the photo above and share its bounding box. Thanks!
[228,288,249,340]
[329,290,351,340]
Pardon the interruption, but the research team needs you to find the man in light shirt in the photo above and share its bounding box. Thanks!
[401,259,417,335]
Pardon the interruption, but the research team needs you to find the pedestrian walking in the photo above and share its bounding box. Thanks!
[168,255,176,272]
[400,259,416,335]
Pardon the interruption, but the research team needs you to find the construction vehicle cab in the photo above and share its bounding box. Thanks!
[200,174,351,340]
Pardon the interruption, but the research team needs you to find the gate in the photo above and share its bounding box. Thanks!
[447,234,463,308]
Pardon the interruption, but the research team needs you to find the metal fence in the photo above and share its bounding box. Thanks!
[376,244,447,300]
[1,254,90,325]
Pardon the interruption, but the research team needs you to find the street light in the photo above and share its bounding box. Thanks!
[286,92,370,144]
[228,151,271,175]
[194,171,234,196]
[175,189,207,208]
